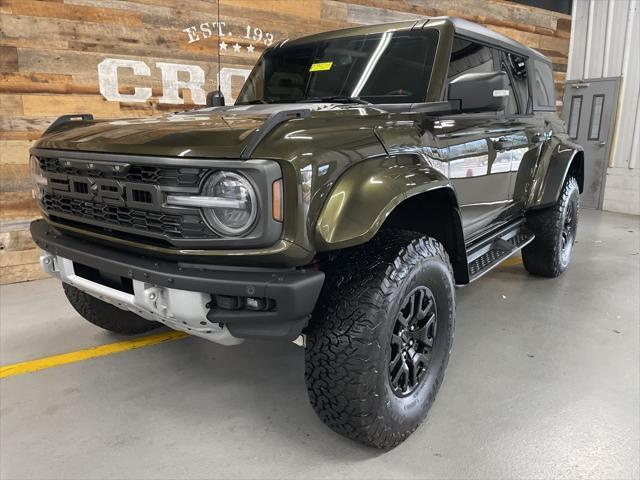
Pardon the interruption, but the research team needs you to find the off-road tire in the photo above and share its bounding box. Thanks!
[522,176,579,277]
[63,284,160,334]
[304,230,455,449]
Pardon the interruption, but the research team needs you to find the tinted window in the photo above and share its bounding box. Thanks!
[532,59,555,109]
[236,29,438,105]
[498,51,531,115]
[447,38,495,82]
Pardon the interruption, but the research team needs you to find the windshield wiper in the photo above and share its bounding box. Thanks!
[300,96,371,105]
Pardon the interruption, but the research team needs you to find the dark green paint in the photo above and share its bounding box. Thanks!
[32,17,583,281]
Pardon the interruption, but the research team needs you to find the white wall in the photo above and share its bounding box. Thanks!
[568,0,639,215]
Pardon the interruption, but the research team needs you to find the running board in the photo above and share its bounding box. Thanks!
[465,220,535,282]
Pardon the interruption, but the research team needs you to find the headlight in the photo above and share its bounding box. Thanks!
[201,171,257,236]
[30,155,47,200]
[165,170,259,237]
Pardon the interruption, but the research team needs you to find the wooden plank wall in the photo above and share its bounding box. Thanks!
[0,0,571,285]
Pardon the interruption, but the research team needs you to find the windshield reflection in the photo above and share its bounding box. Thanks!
[236,29,439,106]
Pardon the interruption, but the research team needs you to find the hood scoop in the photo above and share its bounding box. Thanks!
[238,108,310,159]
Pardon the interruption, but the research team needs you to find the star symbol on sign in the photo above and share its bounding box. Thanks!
[246,44,255,53]
[232,43,241,53]
[219,41,227,51]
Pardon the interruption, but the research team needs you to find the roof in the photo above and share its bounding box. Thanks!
[281,16,549,63]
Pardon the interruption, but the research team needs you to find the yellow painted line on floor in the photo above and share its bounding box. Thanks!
[498,256,524,268]
[0,330,188,379]
[1,256,526,380]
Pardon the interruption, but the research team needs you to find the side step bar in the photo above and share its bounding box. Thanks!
[465,220,535,282]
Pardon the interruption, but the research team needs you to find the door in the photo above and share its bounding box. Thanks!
[439,117,514,239]
[441,38,514,239]
[562,78,620,209]
[493,50,546,218]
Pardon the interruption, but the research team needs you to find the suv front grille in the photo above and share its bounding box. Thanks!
[36,155,219,244]
[32,149,283,249]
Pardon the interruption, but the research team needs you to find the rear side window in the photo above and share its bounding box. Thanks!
[498,51,531,115]
[447,37,495,82]
[532,60,555,109]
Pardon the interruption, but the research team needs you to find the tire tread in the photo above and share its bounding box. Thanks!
[304,230,453,448]
[522,176,579,277]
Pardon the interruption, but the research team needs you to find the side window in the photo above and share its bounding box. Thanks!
[567,95,583,139]
[532,60,555,109]
[498,51,530,115]
[501,58,518,115]
[447,37,495,83]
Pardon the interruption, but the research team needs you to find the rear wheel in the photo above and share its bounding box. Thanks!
[63,284,160,334]
[523,176,579,277]
[304,230,455,449]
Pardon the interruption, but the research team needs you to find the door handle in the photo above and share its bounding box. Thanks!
[599,141,606,146]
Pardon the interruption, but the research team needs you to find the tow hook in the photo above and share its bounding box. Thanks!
[143,287,169,316]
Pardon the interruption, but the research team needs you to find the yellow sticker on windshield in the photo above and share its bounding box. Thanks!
[309,62,333,72]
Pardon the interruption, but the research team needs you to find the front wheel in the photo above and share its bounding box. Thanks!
[522,176,580,277]
[304,230,455,449]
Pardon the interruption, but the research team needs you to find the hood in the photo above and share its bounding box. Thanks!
[34,103,381,159]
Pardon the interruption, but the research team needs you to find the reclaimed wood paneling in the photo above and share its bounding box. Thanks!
[0,0,571,283]
[0,262,49,285]
[0,46,18,72]
[0,140,34,165]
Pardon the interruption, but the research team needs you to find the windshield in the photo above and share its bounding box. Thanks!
[236,29,439,105]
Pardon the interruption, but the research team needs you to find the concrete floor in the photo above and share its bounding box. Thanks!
[1,209,638,479]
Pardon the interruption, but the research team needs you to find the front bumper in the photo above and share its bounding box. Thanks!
[31,220,325,342]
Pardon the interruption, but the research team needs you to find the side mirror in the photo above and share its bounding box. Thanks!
[206,90,225,107]
[448,72,509,113]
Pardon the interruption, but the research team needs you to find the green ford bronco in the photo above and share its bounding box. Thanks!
[30,17,583,448]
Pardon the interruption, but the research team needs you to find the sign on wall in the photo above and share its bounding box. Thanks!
[98,59,250,105]
[97,20,274,106]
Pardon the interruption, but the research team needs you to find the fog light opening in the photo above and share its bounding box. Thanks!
[215,295,244,310]
[211,294,275,312]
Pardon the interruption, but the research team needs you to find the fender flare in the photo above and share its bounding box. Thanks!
[526,140,584,210]
[314,155,457,251]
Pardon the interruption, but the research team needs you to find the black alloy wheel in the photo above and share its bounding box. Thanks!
[560,198,577,266]
[389,286,437,396]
